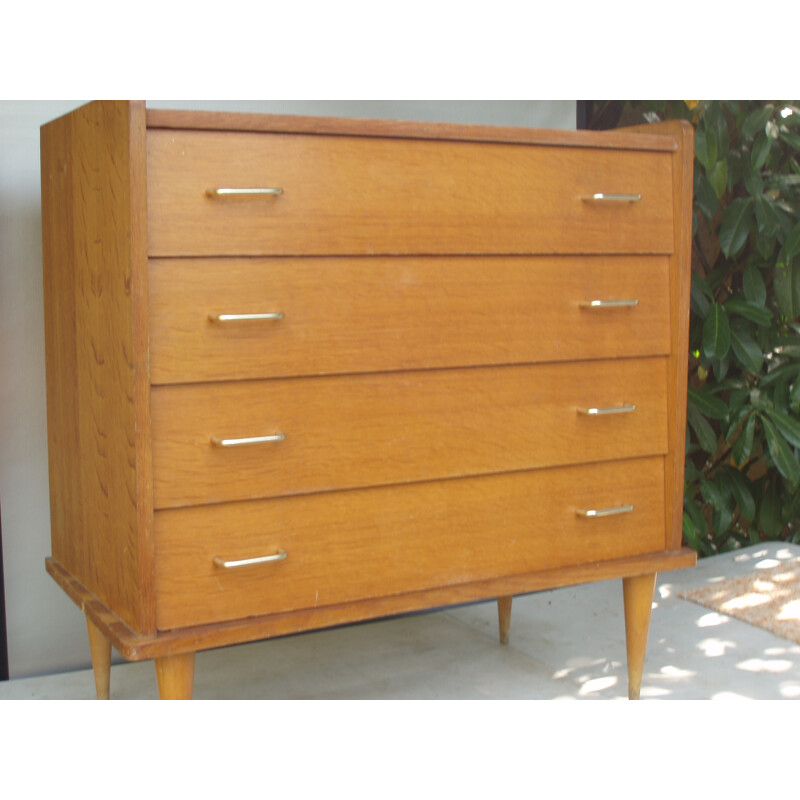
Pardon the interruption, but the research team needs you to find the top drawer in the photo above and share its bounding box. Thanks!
[146,130,674,257]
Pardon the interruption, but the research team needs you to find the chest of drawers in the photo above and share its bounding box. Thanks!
[40,101,696,699]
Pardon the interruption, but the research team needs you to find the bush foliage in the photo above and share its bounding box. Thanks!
[618,101,800,555]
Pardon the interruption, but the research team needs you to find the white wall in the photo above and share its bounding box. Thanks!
[0,100,576,679]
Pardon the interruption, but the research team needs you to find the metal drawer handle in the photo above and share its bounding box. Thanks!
[213,550,287,569]
[581,193,642,202]
[211,433,286,447]
[208,312,285,322]
[577,404,636,416]
[579,299,639,308]
[206,187,283,196]
[575,505,634,518]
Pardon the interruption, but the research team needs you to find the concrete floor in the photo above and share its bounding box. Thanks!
[3,542,800,700]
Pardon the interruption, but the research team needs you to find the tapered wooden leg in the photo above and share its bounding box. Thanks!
[497,595,512,645]
[86,618,111,700]
[155,652,196,700]
[622,572,657,700]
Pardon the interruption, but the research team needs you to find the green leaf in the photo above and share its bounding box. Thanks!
[691,284,710,318]
[775,336,800,358]
[701,478,728,512]
[761,414,800,486]
[706,102,730,155]
[741,105,773,140]
[780,130,800,151]
[685,496,707,532]
[784,222,800,261]
[774,380,790,412]
[773,204,796,237]
[695,124,717,170]
[687,404,718,455]
[688,386,729,420]
[758,478,783,538]
[682,511,705,553]
[760,362,800,389]
[726,152,742,194]
[790,377,800,414]
[774,260,800,319]
[719,198,754,258]
[727,468,756,521]
[730,320,764,372]
[763,408,800,449]
[724,297,772,325]
[732,413,757,466]
[743,163,764,196]
[751,134,771,170]
[692,273,714,298]
[703,303,731,360]
[708,159,728,200]
[753,194,779,236]
[684,463,703,484]
[726,402,752,438]
[712,506,734,537]
[756,232,775,259]
[743,263,767,306]
[711,354,730,382]
[695,173,719,220]
[683,507,714,556]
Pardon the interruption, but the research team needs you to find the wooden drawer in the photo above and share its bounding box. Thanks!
[148,255,671,384]
[146,130,674,257]
[150,357,668,509]
[154,456,667,629]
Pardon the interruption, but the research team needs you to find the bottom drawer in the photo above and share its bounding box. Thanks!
[154,456,666,630]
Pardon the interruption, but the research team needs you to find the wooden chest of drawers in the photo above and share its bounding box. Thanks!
[40,101,696,699]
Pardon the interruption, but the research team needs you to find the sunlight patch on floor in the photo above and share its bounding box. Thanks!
[696,637,737,657]
[696,612,730,628]
[736,658,794,673]
[578,675,618,695]
[658,664,696,678]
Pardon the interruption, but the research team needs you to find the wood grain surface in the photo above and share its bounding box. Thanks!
[146,130,674,256]
[154,456,667,629]
[40,100,154,633]
[148,254,671,384]
[150,357,669,508]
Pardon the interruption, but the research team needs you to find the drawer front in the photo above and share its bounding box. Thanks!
[149,255,671,385]
[154,456,667,629]
[150,357,668,509]
[146,130,674,257]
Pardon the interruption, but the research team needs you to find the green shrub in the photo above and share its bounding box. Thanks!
[611,101,800,555]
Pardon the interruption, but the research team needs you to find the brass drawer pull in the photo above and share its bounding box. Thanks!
[579,299,639,308]
[208,312,285,322]
[577,404,636,416]
[575,505,634,518]
[581,193,642,202]
[211,433,286,447]
[206,187,283,196]
[213,550,287,569]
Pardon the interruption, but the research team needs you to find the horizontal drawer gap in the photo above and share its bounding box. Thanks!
[147,249,676,261]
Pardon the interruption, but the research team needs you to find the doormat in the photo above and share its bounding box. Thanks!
[678,558,800,645]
